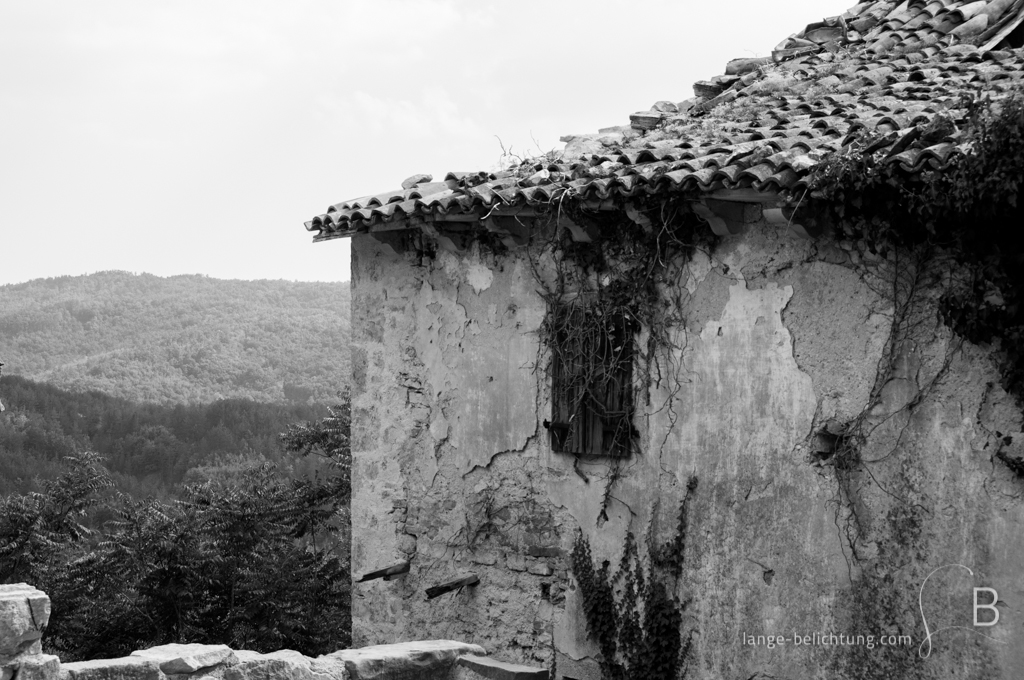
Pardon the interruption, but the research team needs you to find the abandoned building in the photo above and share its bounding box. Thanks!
[306,1,1024,678]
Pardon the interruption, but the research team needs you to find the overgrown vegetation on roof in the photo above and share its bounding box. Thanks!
[805,89,1024,411]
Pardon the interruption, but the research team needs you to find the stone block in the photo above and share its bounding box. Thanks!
[17,655,60,680]
[506,555,527,572]
[456,655,548,680]
[397,534,417,556]
[527,563,552,577]
[470,552,497,566]
[512,635,533,649]
[60,657,162,680]
[329,640,485,680]
[224,650,346,680]
[0,584,50,658]
[131,644,237,674]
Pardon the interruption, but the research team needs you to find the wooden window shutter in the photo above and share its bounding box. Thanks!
[547,303,634,457]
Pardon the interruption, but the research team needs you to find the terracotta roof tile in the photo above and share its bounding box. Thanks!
[307,0,1024,240]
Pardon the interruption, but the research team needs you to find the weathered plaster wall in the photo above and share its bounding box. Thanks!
[350,232,571,670]
[350,222,1024,679]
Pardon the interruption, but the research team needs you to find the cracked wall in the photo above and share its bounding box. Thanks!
[350,222,1024,679]
[350,233,571,670]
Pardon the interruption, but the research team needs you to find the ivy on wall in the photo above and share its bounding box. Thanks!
[569,476,698,680]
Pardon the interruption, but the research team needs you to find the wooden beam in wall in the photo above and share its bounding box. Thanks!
[420,221,467,254]
[694,198,762,236]
[483,216,531,248]
[358,561,411,583]
[557,215,598,243]
[486,204,541,219]
[425,574,480,600]
[581,198,617,211]
[763,206,827,239]
[425,214,479,223]
[369,221,416,233]
[708,188,782,204]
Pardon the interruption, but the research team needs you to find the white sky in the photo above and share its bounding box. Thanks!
[0,0,852,286]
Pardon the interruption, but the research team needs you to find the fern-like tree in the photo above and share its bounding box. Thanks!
[0,396,353,660]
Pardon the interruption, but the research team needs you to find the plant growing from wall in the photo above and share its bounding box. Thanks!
[569,476,697,680]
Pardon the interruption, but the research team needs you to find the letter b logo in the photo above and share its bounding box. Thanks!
[974,588,1000,627]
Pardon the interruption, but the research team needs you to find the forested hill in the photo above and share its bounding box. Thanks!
[0,374,330,497]
[0,271,350,404]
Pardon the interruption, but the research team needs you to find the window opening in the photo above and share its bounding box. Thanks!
[546,300,635,457]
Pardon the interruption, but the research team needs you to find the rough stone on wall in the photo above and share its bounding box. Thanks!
[16,655,60,680]
[59,642,503,680]
[60,657,162,680]
[349,231,422,646]
[131,645,237,675]
[1,583,53,680]
[224,650,346,680]
[0,584,50,659]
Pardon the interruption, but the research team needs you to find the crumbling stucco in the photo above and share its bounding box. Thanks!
[350,220,1024,679]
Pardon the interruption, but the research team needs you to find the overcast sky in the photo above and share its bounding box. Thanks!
[1,0,852,286]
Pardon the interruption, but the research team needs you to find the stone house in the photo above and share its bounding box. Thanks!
[305,2,1024,678]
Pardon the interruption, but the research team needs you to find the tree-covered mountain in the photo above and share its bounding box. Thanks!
[0,271,350,405]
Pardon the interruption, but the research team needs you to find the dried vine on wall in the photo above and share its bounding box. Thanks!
[814,246,956,567]
[524,194,716,515]
[805,88,1024,482]
[798,89,1024,678]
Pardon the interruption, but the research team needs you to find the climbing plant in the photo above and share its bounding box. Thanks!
[805,87,1024,478]
[787,89,1024,677]
[523,192,715,515]
[569,476,698,680]
[810,89,1024,380]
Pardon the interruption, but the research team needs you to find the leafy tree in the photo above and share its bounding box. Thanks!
[0,398,352,660]
[0,452,112,584]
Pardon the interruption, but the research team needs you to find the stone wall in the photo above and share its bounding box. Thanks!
[0,584,56,680]
[2,584,524,680]
[349,220,1024,679]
